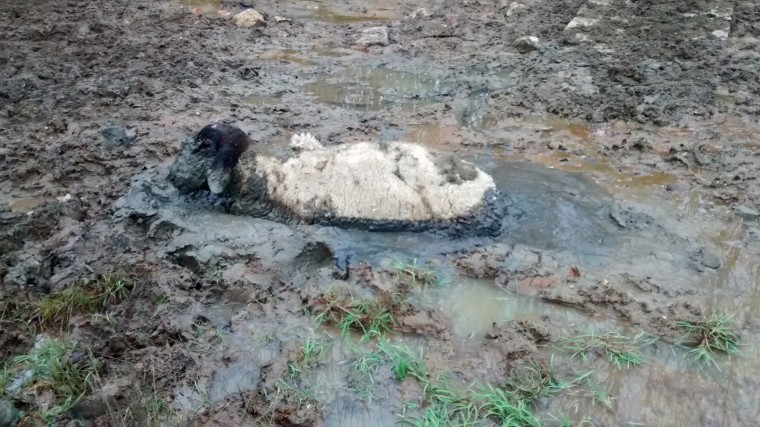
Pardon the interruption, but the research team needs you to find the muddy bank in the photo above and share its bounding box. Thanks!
[397,0,760,125]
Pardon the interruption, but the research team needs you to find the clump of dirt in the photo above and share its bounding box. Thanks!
[483,319,553,376]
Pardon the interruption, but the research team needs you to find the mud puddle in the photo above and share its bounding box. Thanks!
[116,127,759,424]
[299,5,398,24]
[301,67,451,113]
[434,279,588,338]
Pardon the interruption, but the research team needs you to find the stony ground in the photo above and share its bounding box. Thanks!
[0,0,758,425]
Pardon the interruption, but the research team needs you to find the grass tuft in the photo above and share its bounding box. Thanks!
[401,376,479,427]
[38,286,97,325]
[503,358,587,404]
[0,366,11,394]
[389,259,447,289]
[473,383,541,427]
[300,331,327,369]
[5,337,98,422]
[560,330,655,369]
[347,347,385,403]
[94,274,133,307]
[311,291,396,341]
[377,341,427,382]
[37,274,133,325]
[677,310,740,367]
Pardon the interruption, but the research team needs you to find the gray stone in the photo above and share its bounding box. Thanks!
[234,9,266,29]
[410,8,429,19]
[701,253,721,269]
[356,26,390,47]
[503,2,528,17]
[513,36,541,53]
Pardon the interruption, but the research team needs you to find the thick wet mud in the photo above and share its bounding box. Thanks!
[1,0,759,425]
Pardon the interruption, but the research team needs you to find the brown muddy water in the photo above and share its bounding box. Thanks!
[1,0,759,425]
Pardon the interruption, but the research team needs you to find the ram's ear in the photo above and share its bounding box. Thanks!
[206,165,233,195]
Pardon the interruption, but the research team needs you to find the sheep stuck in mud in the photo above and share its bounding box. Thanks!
[168,123,508,236]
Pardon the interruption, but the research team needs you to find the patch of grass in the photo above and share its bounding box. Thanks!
[503,359,588,403]
[337,298,394,340]
[388,344,590,426]
[272,376,320,415]
[144,395,171,421]
[473,383,542,427]
[287,362,301,381]
[399,376,479,427]
[154,293,169,306]
[7,337,97,422]
[311,291,395,341]
[583,377,614,409]
[37,274,133,325]
[345,340,425,403]
[377,341,427,382]
[93,274,133,307]
[0,366,11,394]
[300,332,327,369]
[677,310,740,367]
[211,266,225,290]
[560,330,655,369]
[399,399,478,427]
[389,259,447,289]
[38,286,97,325]
[350,347,385,385]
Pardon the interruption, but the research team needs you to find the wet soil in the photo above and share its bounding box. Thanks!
[0,0,759,425]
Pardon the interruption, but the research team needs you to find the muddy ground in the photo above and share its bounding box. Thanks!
[1,0,759,425]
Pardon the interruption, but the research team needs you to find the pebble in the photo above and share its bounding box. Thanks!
[410,8,429,19]
[513,36,541,53]
[234,9,266,29]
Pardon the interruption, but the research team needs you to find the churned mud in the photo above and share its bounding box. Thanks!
[1,0,759,425]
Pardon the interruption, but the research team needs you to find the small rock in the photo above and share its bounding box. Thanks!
[0,399,20,427]
[274,16,291,23]
[100,125,136,148]
[410,8,429,19]
[513,36,541,53]
[504,2,528,16]
[356,26,389,47]
[735,205,760,222]
[234,9,266,28]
